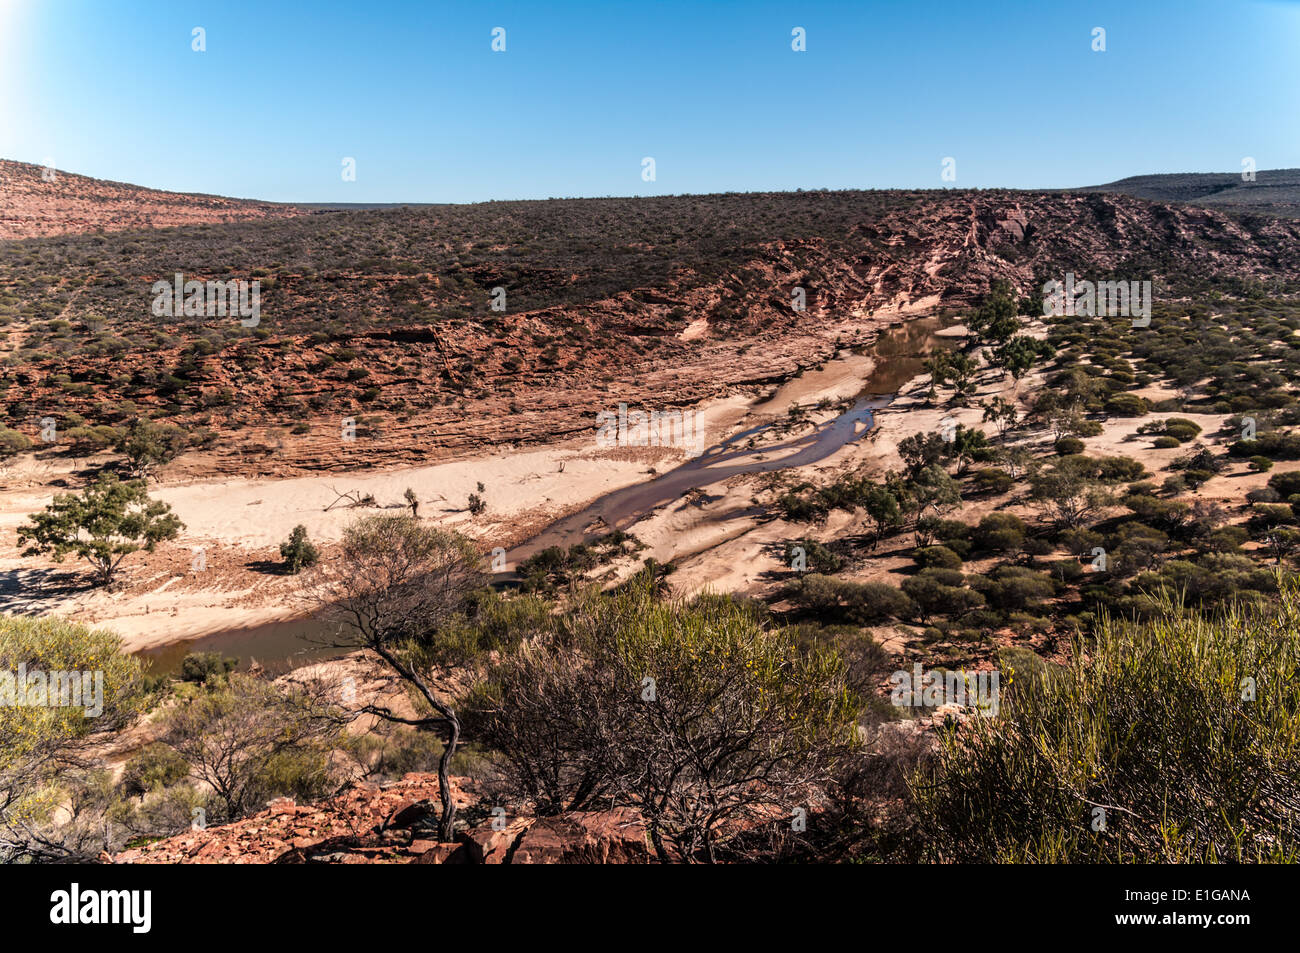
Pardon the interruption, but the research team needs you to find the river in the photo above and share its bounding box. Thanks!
[139,313,956,675]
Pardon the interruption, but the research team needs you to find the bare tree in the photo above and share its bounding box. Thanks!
[478,585,861,862]
[323,486,379,512]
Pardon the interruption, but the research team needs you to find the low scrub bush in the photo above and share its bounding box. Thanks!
[914,589,1300,861]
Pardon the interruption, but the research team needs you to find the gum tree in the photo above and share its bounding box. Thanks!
[17,474,184,587]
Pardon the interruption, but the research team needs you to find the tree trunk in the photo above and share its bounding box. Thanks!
[372,643,461,842]
[647,822,672,863]
[437,712,460,841]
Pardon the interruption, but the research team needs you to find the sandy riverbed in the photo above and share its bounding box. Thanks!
[0,346,879,650]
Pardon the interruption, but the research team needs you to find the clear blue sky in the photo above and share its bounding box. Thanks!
[1,0,1297,203]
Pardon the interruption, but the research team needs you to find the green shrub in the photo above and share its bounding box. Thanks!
[1049,559,1085,584]
[279,524,320,574]
[914,590,1300,862]
[911,545,962,570]
[786,574,914,624]
[354,724,447,779]
[785,538,841,574]
[972,513,1026,553]
[1104,394,1149,417]
[776,490,829,523]
[972,565,1056,613]
[914,517,968,548]
[179,651,237,685]
[900,573,985,623]
[475,586,862,860]
[120,743,191,797]
[0,427,33,457]
[1270,471,1300,498]
[1058,527,1103,556]
[842,582,916,624]
[158,674,344,822]
[969,468,1014,495]
[0,615,147,859]
[116,418,188,477]
[1205,526,1248,553]
[1230,431,1300,460]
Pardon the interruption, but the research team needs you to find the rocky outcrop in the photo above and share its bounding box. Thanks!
[514,809,653,864]
[112,773,654,865]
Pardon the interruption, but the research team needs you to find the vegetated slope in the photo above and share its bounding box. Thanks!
[3,186,1300,474]
[0,159,303,240]
[1080,168,1300,219]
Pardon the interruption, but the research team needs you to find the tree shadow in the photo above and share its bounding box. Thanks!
[0,566,93,614]
[244,558,287,576]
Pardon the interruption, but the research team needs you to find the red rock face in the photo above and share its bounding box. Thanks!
[0,159,303,240]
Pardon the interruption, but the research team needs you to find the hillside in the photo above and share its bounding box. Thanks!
[4,186,1299,475]
[1080,168,1300,219]
[0,159,303,240]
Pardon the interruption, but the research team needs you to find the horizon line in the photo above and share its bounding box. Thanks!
[2,157,1293,209]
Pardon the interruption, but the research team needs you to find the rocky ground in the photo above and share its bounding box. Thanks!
[112,772,656,864]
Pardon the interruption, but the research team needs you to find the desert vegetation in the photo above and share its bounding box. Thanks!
[6,165,1300,866]
[13,268,1300,862]
[8,530,1300,864]
[915,591,1300,862]
[769,283,1300,660]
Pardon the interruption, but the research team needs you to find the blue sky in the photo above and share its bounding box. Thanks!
[1,0,1297,202]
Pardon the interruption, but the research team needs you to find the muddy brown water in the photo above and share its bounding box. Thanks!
[505,314,956,564]
[139,315,957,675]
